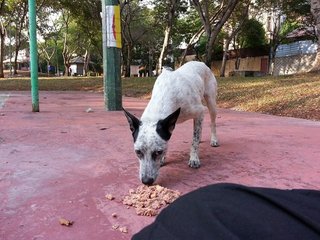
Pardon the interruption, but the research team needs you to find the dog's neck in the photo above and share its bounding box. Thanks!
[141,105,175,122]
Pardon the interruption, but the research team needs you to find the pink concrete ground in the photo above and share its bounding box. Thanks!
[1,91,319,240]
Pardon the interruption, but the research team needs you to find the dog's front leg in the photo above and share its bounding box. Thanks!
[188,114,203,168]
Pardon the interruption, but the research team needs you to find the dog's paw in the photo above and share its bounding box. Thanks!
[210,140,219,147]
[188,159,201,168]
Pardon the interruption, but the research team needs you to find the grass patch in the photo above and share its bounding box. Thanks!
[0,73,319,121]
[0,77,103,91]
[217,74,320,121]
[122,77,155,98]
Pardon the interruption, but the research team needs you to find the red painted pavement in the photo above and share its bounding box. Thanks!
[1,91,319,240]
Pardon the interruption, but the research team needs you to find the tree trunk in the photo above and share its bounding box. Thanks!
[62,43,71,76]
[157,25,171,74]
[64,62,70,76]
[13,2,28,75]
[84,50,90,76]
[62,40,72,76]
[148,47,154,77]
[192,0,239,68]
[47,60,51,76]
[311,51,320,72]
[205,36,214,67]
[220,6,248,77]
[179,27,205,66]
[62,10,71,76]
[156,0,177,75]
[0,27,4,78]
[220,38,232,77]
[310,0,320,71]
[121,43,127,77]
[40,44,55,76]
[220,31,240,76]
[0,0,6,78]
[268,44,278,75]
[206,0,239,67]
[13,47,19,75]
[125,43,132,77]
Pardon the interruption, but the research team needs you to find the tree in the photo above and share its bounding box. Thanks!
[190,0,239,67]
[238,19,267,48]
[0,0,7,78]
[58,10,94,76]
[57,0,103,75]
[2,0,49,76]
[177,8,203,66]
[39,40,56,76]
[121,1,153,77]
[37,8,63,75]
[61,10,73,76]
[0,0,54,77]
[220,0,250,77]
[4,0,29,75]
[145,0,188,74]
[254,0,311,74]
[310,0,320,71]
[120,0,188,76]
[155,0,180,73]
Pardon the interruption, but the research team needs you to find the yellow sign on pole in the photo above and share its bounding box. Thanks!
[106,5,122,48]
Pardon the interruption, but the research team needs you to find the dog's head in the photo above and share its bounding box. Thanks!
[123,108,181,185]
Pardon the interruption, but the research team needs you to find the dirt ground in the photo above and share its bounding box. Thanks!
[1,91,319,240]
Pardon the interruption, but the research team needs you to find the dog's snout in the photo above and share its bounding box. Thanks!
[142,177,155,185]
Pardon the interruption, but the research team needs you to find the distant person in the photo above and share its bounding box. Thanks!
[138,64,146,77]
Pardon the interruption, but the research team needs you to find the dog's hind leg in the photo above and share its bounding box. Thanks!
[188,114,203,168]
[204,93,219,147]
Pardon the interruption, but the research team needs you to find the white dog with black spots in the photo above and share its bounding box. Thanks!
[124,61,219,185]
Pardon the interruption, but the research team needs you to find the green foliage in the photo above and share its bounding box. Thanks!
[195,33,224,60]
[57,0,102,60]
[279,20,301,44]
[282,0,310,20]
[280,20,300,36]
[1,0,315,77]
[120,1,163,68]
[238,19,267,48]
[174,8,202,45]
[254,0,311,25]
[151,0,188,27]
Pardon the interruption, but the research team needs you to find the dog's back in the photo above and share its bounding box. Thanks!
[142,61,217,123]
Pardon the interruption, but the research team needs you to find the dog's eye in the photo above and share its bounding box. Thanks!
[135,150,143,157]
[152,150,163,160]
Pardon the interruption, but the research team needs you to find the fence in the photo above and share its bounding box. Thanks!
[273,40,318,75]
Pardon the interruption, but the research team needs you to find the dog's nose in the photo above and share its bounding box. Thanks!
[142,177,154,185]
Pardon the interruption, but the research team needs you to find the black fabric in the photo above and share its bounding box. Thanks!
[132,183,320,240]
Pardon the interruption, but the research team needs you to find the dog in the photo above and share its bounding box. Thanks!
[123,61,219,185]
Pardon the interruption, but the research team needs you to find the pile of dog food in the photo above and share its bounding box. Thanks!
[122,185,181,216]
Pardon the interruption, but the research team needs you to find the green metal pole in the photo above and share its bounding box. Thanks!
[101,0,122,111]
[28,0,39,112]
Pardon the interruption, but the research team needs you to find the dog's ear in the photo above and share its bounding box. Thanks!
[123,108,141,142]
[156,108,181,141]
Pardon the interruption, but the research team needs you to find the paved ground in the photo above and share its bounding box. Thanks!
[1,91,319,240]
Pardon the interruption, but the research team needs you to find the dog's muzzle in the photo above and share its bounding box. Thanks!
[142,177,155,185]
